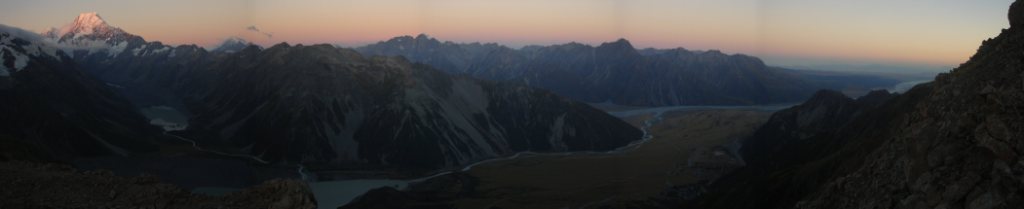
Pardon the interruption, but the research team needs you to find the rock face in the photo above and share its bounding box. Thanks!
[4,12,644,208]
[0,161,316,209]
[24,14,643,174]
[42,12,142,48]
[0,25,161,160]
[1,26,316,208]
[358,35,898,106]
[739,89,892,169]
[691,2,1024,208]
[183,43,642,173]
[1011,0,1023,27]
[35,13,212,109]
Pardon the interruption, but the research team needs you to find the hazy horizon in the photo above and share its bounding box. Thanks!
[0,0,1013,72]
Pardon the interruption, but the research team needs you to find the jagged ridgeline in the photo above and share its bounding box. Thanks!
[1,12,643,174]
[0,25,160,161]
[358,35,899,106]
[183,44,643,172]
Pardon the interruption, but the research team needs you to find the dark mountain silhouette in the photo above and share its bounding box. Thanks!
[20,14,643,175]
[177,43,642,173]
[358,35,900,106]
[683,1,1024,208]
[0,25,161,161]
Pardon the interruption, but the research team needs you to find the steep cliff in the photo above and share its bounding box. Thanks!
[0,24,160,161]
[184,44,642,173]
[693,2,1024,208]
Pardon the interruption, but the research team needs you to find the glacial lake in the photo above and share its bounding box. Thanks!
[140,105,189,131]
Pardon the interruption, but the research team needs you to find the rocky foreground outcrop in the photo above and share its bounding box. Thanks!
[0,161,316,209]
[686,1,1024,209]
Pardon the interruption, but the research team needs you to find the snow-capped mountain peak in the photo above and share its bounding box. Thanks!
[41,12,145,58]
[45,12,114,40]
[65,12,108,35]
[212,36,258,53]
[42,12,140,45]
[1,24,63,77]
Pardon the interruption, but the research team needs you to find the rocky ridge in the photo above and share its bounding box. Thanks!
[182,43,642,173]
[1,24,161,160]
[358,35,900,106]
[687,1,1024,208]
[21,13,644,175]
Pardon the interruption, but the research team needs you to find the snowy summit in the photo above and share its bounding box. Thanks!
[42,12,138,46]
[40,12,144,57]
[212,36,258,53]
[45,12,110,39]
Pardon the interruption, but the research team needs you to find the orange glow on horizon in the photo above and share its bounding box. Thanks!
[1,0,1012,68]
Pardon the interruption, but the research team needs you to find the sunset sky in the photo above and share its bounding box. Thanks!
[0,0,1014,71]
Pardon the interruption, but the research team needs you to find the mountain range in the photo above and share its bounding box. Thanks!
[1,24,161,161]
[1,13,642,176]
[677,2,1024,208]
[3,4,1016,208]
[181,43,641,172]
[330,1,1024,208]
[357,34,902,106]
